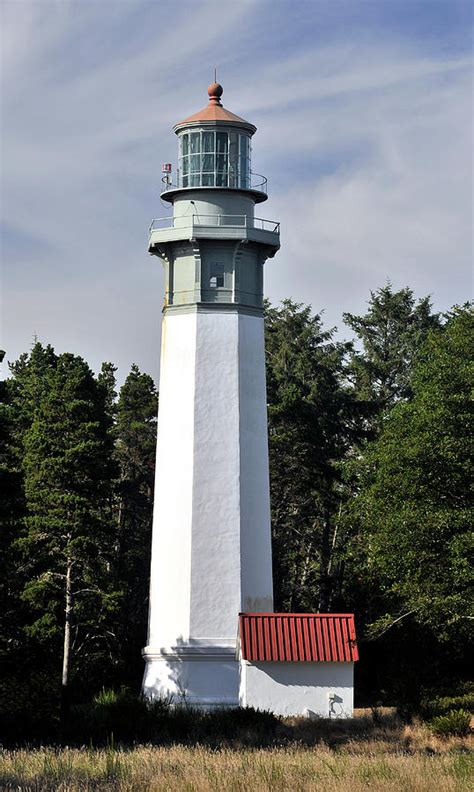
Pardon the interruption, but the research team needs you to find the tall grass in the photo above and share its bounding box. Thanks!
[0,710,472,791]
[0,741,472,791]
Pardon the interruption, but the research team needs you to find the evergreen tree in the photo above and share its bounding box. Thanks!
[343,284,440,432]
[345,305,473,642]
[0,352,25,675]
[1,343,60,691]
[114,364,158,685]
[17,351,119,717]
[265,300,359,612]
[97,362,118,423]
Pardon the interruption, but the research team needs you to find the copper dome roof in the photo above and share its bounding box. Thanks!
[174,83,256,134]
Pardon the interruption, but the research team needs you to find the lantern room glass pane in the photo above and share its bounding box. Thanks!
[190,154,200,173]
[181,134,189,156]
[216,133,229,185]
[202,131,214,152]
[216,154,227,186]
[190,132,200,154]
[202,153,215,173]
[228,132,238,187]
[239,135,250,187]
[216,132,228,154]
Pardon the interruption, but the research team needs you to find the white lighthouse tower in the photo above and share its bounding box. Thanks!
[142,82,280,707]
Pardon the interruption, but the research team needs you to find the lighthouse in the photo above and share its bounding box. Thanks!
[142,82,280,707]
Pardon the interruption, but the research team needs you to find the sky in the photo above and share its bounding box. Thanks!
[1,0,472,385]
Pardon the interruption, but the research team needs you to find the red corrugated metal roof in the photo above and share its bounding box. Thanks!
[239,613,358,662]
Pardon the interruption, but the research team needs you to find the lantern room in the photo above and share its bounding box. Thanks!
[159,81,267,201]
[177,128,251,189]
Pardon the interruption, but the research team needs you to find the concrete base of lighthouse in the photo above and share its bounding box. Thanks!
[142,642,239,708]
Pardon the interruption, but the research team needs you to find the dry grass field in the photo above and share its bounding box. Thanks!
[1,709,472,791]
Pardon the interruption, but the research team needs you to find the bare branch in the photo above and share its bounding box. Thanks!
[372,610,417,639]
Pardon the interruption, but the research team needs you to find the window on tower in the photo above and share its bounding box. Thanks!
[209,263,225,288]
[178,130,251,189]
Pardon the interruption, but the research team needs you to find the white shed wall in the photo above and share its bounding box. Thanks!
[240,661,354,718]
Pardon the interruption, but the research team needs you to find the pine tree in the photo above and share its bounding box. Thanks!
[346,305,473,641]
[0,353,25,676]
[265,300,359,612]
[114,364,158,685]
[97,362,118,424]
[1,343,60,693]
[343,284,440,433]
[17,351,119,719]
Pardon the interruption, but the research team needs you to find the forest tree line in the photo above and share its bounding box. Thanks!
[0,284,472,731]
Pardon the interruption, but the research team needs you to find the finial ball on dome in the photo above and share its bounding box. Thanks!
[208,81,223,99]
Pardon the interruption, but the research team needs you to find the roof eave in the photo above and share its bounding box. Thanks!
[173,118,257,135]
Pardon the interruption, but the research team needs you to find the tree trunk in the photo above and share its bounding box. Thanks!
[318,510,332,612]
[60,553,73,726]
[326,503,342,610]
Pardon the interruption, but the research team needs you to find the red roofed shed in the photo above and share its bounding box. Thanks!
[239,613,358,663]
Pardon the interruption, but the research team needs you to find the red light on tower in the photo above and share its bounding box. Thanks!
[162,163,172,173]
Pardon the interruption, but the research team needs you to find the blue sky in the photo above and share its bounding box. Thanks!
[1,0,472,384]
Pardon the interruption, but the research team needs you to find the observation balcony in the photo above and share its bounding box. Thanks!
[160,173,269,204]
[148,213,280,252]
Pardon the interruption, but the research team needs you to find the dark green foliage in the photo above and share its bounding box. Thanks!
[64,694,280,748]
[1,349,158,719]
[265,300,360,612]
[428,710,471,738]
[113,364,158,686]
[0,686,280,747]
[343,284,440,430]
[343,306,473,642]
[17,350,120,717]
[420,683,474,719]
[0,671,62,743]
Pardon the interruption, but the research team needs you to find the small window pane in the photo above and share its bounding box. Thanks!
[229,132,238,156]
[181,134,189,156]
[182,175,189,187]
[190,132,201,154]
[210,263,224,288]
[189,173,200,187]
[181,156,189,175]
[202,173,215,186]
[202,131,214,152]
[228,132,238,187]
[216,132,228,154]
[239,156,248,187]
[190,154,200,173]
[240,135,249,157]
[202,153,215,172]
[216,154,227,186]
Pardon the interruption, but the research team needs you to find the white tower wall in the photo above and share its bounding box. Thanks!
[143,309,273,705]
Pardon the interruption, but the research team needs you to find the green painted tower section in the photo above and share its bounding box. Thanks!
[148,82,280,314]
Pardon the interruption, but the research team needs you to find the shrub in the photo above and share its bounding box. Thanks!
[65,692,279,747]
[0,672,60,743]
[201,706,279,745]
[68,688,167,744]
[421,692,474,719]
[428,709,471,738]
